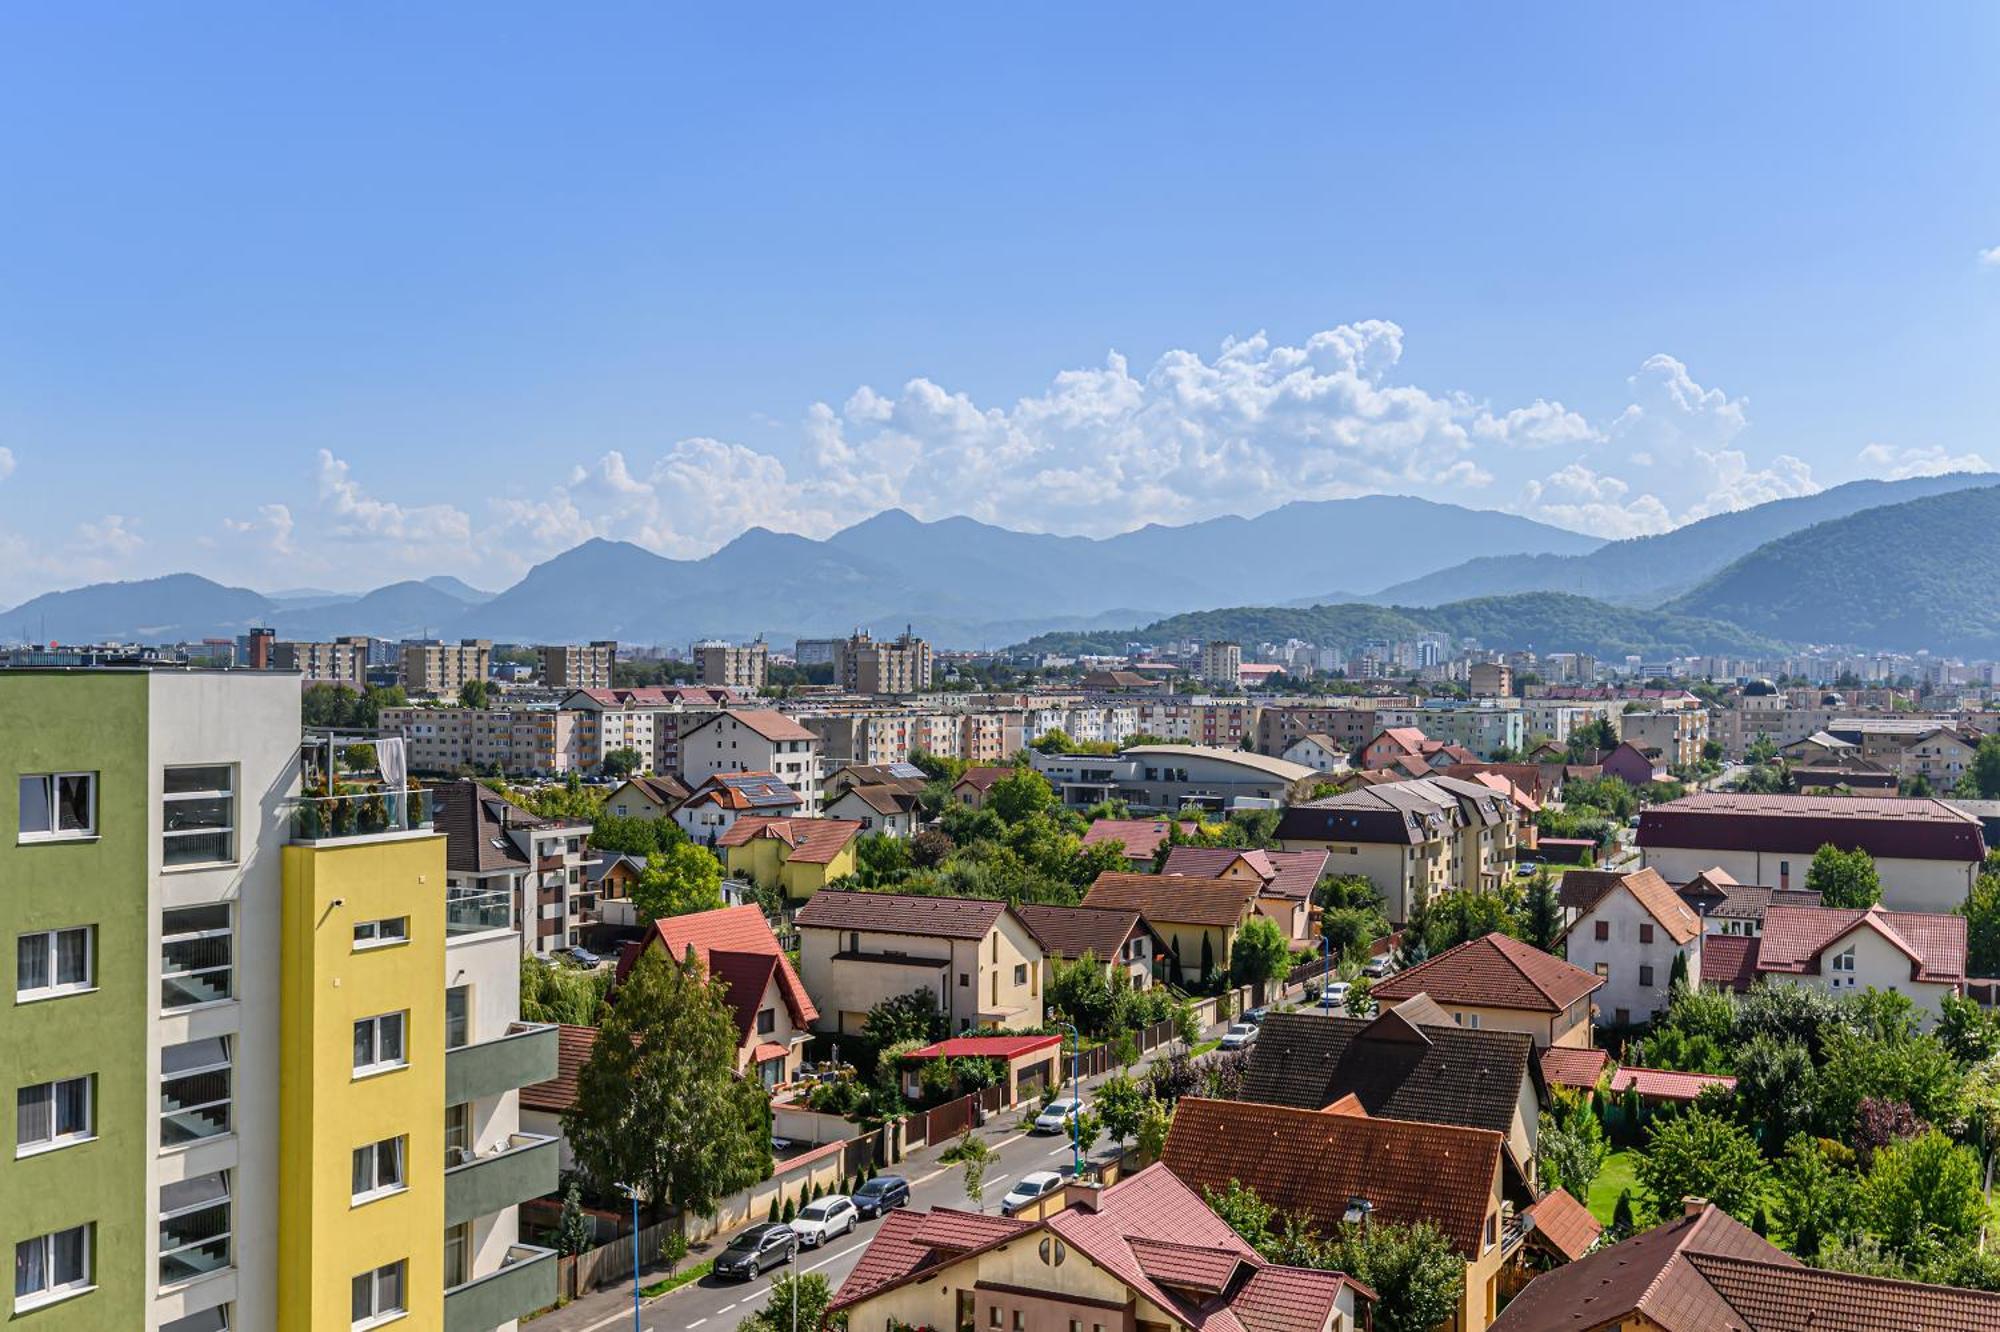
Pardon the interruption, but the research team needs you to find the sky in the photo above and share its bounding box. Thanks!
[1,4,1998,603]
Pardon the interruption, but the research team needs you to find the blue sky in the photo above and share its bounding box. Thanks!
[1,4,1997,601]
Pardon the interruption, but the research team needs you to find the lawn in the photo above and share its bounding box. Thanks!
[1586,1148,1639,1226]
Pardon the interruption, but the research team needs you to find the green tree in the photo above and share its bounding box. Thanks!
[951,1129,993,1210]
[1959,870,2000,977]
[1972,735,2000,800]
[1230,916,1294,990]
[1864,1129,1988,1261]
[1315,1220,1464,1332]
[1635,1105,1769,1223]
[459,678,493,709]
[1204,1179,1275,1250]
[602,746,643,778]
[1514,871,1563,952]
[863,989,945,1047]
[1135,1097,1172,1164]
[1806,844,1882,910]
[1421,890,1516,955]
[1345,975,1375,1017]
[519,953,614,1025]
[987,769,1057,824]
[1731,1035,1818,1148]
[1770,1135,1856,1260]
[737,1272,831,1332]
[1096,1072,1145,1151]
[1817,1029,1966,1139]
[556,1181,593,1256]
[1537,1087,1608,1199]
[632,842,726,921]
[1320,906,1385,964]
[564,945,772,1222]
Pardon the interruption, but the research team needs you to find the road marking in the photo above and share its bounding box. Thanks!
[577,1308,644,1332]
[718,1302,738,1313]
[803,1244,862,1274]
[990,1132,1027,1150]
[688,1320,708,1327]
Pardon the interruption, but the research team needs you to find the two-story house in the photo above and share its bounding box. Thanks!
[1014,903,1163,990]
[794,891,1046,1034]
[1559,867,1703,1027]
[616,905,818,1086]
[673,770,803,847]
[1081,872,1261,987]
[602,774,691,821]
[679,709,824,813]
[1275,774,1515,923]
[1160,845,1330,943]
[1373,933,1603,1048]
[1700,902,1967,1021]
[715,815,862,905]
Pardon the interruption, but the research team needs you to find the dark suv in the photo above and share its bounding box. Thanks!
[714,1223,798,1280]
[852,1174,910,1219]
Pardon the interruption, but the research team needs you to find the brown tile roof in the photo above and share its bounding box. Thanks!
[1684,1250,2000,1332]
[682,707,820,744]
[1757,904,1967,985]
[832,1207,1029,1310]
[1374,933,1603,1015]
[519,1023,599,1114]
[1701,934,1763,992]
[1160,846,1330,901]
[1080,819,1195,860]
[714,815,863,864]
[617,774,691,808]
[952,765,1014,792]
[794,889,1011,941]
[1014,903,1149,964]
[1637,792,1986,863]
[1161,1097,1503,1257]
[623,905,818,1036]
[1538,1045,1611,1094]
[1608,1066,1737,1103]
[1084,872,1261,929]
[1520,1188,1601,1264]
[833,783,920,817]
[1557,869,1628,913]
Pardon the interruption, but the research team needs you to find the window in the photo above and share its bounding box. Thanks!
[352,918,409,950]
[1594,962,1610,979]
[161,905,232,1009]
[159,1171,231,1285]
[13,1224,90,1311]
[1592,920,1609,941]
[444,1103,471,1165]
[350,1260,406,1327]
[443,1223,471,1289]
[1013,964,1027,986]
[351,1137,407,1204]
[16,927,92,1000]
[161,1307,231,1332]
[1639,923,1655,945]
[756,1008,777,1035]
[18,773,95,842]
[161,1037,232,1146]
[1640,964,1656,987]
[444,987,470,1050]
[352,1013,407,1076]
[163,766,235,866]
[16,1076,92,1155]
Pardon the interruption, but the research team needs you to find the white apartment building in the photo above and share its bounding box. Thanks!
[679,709,825,814]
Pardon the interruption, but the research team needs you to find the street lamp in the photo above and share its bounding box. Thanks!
[616,1182,642,1332]
[1320,923,1334,1013]
[1054,1020,1082,1177]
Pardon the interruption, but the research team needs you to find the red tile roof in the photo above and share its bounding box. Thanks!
[1081,819,1195,860]
[833,1208,1029,1309]
[1374,933,1603,1015]
[1161,846,1331,901]
[519,1023,599,1114]
[683,708,820,744]
[794,889,1011,941]
[1701,933,1763,992]
[1520,1188,1601,1264]
[1758,904,1967,985]
[906,1035,1063,1061]
[1084,872,1261,929]
[1608,1066,1737,1103]
[1538,1045,1611,1094]
[625,904,819,1037]
[714,815,863,864]
[952,766,1014,792]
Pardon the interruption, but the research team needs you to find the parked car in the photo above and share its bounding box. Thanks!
[561,945,604,967]
[1514,860,1540,877]
[714,1223,798,1280]
[1321,980,1352,1008]
[852,1175,910,1218]
[789,1195,857,1248]
[1361,956,1397,979]
[1242,1006,1270,1026]
[1034,1097,1086,1134]
[999,1171,1066,1217]
[1219,1022,1259,1051]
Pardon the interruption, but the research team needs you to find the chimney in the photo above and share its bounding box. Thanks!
[1063,1181,1102,1214]
[1683,1196,1709,1218]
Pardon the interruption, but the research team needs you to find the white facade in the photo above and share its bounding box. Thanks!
[1641,844,1979,915]
[1564,887,1700,1028]
[679,714,824,814]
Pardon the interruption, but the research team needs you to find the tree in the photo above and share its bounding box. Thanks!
[520,953,613,1026]
[1731,1035,1818,1149]
[1937,994,2000,1064]
[459,678,493,709]
[1320,907,1384,964]
[632,842,726,921]
[1315,1220,1464,1332]
[602,746,643,778]
[564,945,772,1222]
[1864,1129,1987,1261]
[1344,976,1375,1017]
[1806,844,1881,910]
[987,770,1057,824]
[556,1181,593,1256]
[1610,1189,1636,1238]
[1770,1135,1856,1260]
[1634,1106,1769,1223]
[1204,1180,1275,1250]
[1230,916,1293,990]
[1071,1108,1103,1158]
[1817,1029,1965,1140]
[1421,891,1515,955]
[950,1129,993,1210]
[737,1272,832,1332]
[1960,871,2000,978]
[1972,735,2000,800]
[1096,1073,1145,1151]
[863,989,946,1047]
[1537,1087,1608,1199]
[659,1226,690,1276]
[1135,1097,1172,1164]
[1514,872,1562,952]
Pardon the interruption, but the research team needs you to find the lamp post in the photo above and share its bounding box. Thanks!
[1055,1020,1081,1177]
[1320,922,1333,1013]
[616,1183,642,1331]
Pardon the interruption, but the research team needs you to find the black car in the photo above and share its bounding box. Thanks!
[851,1175,910,1219]
[714,1223,797,1280]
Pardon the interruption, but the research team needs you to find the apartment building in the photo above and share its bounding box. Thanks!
[833,631,933,694]
[0,669,553,1332]
[1276,774,1517,922]
[694,641,768,692]
[1619,707,1710,770]
[1375,702,1525,760]
[1197,640,1242,686]
[1468,661,1513,697]
[433,780,594,959]
[272,635,372,687]
[399,639,493,697]
[562,686,738,775]
[1253,702,1382,757]
[379,705,586,777]
[679,709,824,814]
[534,641,616,691]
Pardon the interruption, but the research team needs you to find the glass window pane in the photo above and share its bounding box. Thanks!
[445,988,469,1050]
[351,1272,371,1321]
[18,777,51,836]
[381,1137,403,1188]
[54,930,88,986]
[55,1079,87,1136]
[353,1021,373,1069]
[380,1015,403,1064]
[165,767,232,796]
[16,1237,45,1297]
[51,1227,85,1285]
[17,934,49,992]
[17,1085,51,1145]
[161,1038,229,1077]
[161,1307,230,1332]
[381,1261,404,1312]
[56,776,91,833]
[163,905,230,937]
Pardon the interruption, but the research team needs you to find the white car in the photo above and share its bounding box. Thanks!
[1034,1097,1085,1134]
[1219,1022,1259,1051]
[999,1171,1066,1216]
[1321,981,1352,1009]
[789,1195,857,1248]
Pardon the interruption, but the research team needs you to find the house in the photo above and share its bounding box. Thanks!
[1674,866,1821,936]
[678,708,825,813]
[1014,903,1161,990]
[1079,818,1196,867]
[824,781,922,837]
[1600,740,1666,787]
[793,890,1046,1034]
[518,1023,600,1173]
[1029,744,1319,814]
[949,765,1014,808]
[432,778,594,958]
[1373,932,1603,1048]
[897,1033,1065,1104]
[584,851,647,927]
[1160,844,1330,943]
[715,815,863,904]
[1240,1000,1542,1182]
[603,773,692,821]
[829,1164,1372,1332]
[1082,872,1262,987]
[1559,867,1703,1027]
[1620,707,1710,770]
[1275,774,1518,923]
[1492,1200,2000,1332]
[1280,733,1352,773]
[1162,1097,1532,1332]
[1699,903,1968,1020]
[673,770,804,845]
[1636,792,1986,913]
[824,760,929,801]
[616,905,818,1086]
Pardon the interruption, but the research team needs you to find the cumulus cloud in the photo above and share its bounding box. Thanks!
[1517,464,1675,539]
[1857,442,1994,479]
[315,450,471,546]
[221,503,297,557]
[75,514,143,559]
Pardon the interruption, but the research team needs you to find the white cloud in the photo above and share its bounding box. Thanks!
[0,447,14,483]
[1857,442,1993,479]
[1517,464,1675,538]
[1979,245,2000,268]
[221,503,297,557]
[315,450,471,546]
[74,514,143,559]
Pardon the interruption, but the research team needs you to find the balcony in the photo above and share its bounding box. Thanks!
[445,1132,559,1227]
[446,885,512,936]
[283,788,434,844]
[443,1244,557,1332]
[447,1022,558,1107]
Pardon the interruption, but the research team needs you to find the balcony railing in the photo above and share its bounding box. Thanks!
[443,1244,557,1332]
[283,788,435,843]
[446,885,512,936]
[445,1132,559,1228]
[446,1022,558,1107]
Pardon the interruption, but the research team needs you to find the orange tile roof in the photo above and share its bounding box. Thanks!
[1084,872,1261,929]
[627,904,819,1036]
[1081,819,1195,860]
[715,815,863,864]
[1618,867,1704,944]
[1608,1066,1737,1103]
[1538,1045,1611,1093]
[1521,1188,1601,1264]
[1374,932,1602,1015]
[519,1023,600,1114]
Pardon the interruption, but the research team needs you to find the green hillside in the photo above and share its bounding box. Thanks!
[1667,483,2000,652]
[1014,591,1784,659]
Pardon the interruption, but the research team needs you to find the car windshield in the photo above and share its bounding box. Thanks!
[1047,1100,1076,1113]
[800,1203,830,1220]
[725,1231,766,1251]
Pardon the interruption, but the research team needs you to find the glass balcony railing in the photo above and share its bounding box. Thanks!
[446,885,513,936]
[283,788,434,843]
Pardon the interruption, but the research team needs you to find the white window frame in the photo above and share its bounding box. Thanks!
[350,1259,407,1328]
[17,772,96,843]
[160,1037,233,1148]
[351,917,410,951]
[13,1224,92,1312]
[161,904,233,1011]
[1833,946,1857,974]
[158,1170,232,1288]
[161,765,237,868]
[15,1075,94,1157]
[350,1136,408,1205]
[16,926,94,1001]
[352,1013,408,1078]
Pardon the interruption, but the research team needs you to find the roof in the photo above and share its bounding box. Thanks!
[682,708,820,744]
[952,765,1015,792]
[1567,868,1702,946]
[831,783,922,818]
[1374,933,1603,1015]
[519,1023,598,1114]
[584,852,645,886]
[1120,744,1318,783]
[1239,1007,1533,1140]
[1520,1189,1602,1264]
[624,905,819,1035]
[1539,1045,1611,1094]
[1493,1201,2000,1332]
[833,1207,1030,1310]
[1757,904,1967,985]
[1276,774,1509,847]
[1701,934,1763,992]
[680,771,803,812]
[906,1034,1063,1061]
[1014,903,1149,963]
[1161,1096,1504,1257]
[1160,846,1330,901]
[794,889,1012,941]
[432,778,542,874]
[1608,1065,1737,1102]
[1637,792,1986,864]
[715,815,863,864]
[612,774,691,808]
[1677,872,1820,923]
[1084,872,1261,929]
[1081,818,1195,860]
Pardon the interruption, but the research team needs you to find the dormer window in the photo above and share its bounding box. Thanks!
[1833,946,1856,974]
